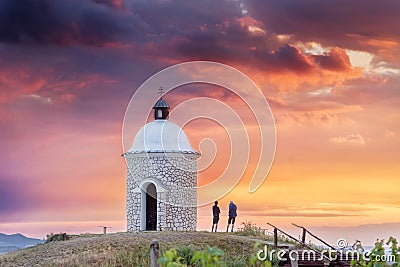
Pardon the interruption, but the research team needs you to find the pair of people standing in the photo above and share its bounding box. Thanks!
[211,201,237,232]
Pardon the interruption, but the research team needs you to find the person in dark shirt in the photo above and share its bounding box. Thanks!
[211,201,220,232]
[226,201,237,232]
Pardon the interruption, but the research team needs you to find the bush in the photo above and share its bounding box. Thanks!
[236,221,266,238]
[45,232,69,243]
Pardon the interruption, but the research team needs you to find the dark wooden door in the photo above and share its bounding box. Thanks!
[146,184,157,230]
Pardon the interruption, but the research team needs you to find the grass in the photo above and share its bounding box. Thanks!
[0,231,260,266]
[235,221,298,246]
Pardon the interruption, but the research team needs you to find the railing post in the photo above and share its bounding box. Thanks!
[274,228,278,247]
[150,239,160,267]
[301,228,306,244]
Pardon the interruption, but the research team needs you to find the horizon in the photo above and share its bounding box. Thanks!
[2,218,400,246]
[1,0,399,248]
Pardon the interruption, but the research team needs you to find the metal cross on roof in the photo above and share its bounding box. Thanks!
[158,87,164,98]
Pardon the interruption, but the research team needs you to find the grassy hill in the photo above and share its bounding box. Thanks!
[0,231,274,266]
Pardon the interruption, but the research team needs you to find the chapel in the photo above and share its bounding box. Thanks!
[124,95,199,231]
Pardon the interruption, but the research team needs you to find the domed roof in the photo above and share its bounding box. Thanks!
[153,98,170,109]
[126,120,197,154]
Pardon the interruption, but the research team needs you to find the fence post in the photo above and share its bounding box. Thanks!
[150,239,160,267]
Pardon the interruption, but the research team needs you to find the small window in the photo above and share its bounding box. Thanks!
[157,109,163,118]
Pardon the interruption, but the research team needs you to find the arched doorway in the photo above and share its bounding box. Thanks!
[145,183,157,230]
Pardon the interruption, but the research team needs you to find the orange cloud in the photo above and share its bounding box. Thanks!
[236,16,266,35]
[329,134,366,145]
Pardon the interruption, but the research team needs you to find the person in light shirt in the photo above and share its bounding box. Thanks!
[226,201,237,232]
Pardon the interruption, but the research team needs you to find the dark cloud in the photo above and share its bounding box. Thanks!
[0,0,362,75]
[0,0,131,45]
[176,32,246,64]
[0,0,367,110]
[173,20,297,72]
[125,0,399,73]
[92,0,124,9]
[247,0,400,50]
[269,44,313,72]
[129,0,241,33]
[177,29,326,74]
[131,1,349,75]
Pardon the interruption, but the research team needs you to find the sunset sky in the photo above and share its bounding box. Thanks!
[1,0,399,245]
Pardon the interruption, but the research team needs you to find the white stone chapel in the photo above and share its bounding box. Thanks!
[123,95,200,231]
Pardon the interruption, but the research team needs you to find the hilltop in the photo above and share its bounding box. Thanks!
[0,231,277,266]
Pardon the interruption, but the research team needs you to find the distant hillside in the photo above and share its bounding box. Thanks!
[0,233,43,248]
[0,246,19,256]
[0,233,43,255]
[0,232,268,266]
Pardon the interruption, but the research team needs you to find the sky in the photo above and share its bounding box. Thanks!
[0,0,399,245]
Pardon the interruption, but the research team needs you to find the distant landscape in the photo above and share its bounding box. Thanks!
[0,233,43,255]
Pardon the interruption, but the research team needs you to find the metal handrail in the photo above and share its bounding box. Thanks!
[267,223,330,261]
[292,223,336,251]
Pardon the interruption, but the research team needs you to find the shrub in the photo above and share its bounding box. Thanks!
[45,233,69,243]
[236,221,267,238]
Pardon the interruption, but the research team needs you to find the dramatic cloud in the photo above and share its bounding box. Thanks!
[0,0,132,45]
[247,0,400,47]
[246,0,400,70]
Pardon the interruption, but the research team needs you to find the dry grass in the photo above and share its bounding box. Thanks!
[0,231,258,266]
